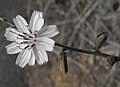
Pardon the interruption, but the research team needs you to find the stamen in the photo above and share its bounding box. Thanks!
[18,34,25,37]
[17,37,29,41]
[34,34,37,37]
[10,30,25,37]
[21,41,28,44]
[29,29,32,34]
[14,39,28,44]
[22,32,27,35]
[28,35,33,38]
[34,39,37,42]
[24,45,30,49]
[17,45,30,50]
[23,37,30,40]
[22,32,33,38]
[31,44,34,48]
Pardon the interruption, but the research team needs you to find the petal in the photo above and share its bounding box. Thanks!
[6,42,22,54]
[36,37,55,51]
[17,15,28,26]
[18,44,29,49]
[33,45,48,65]
[29,10,44,33]
[37,25,59,37]
[16,48,32,68]
[4,28,29,44]
[14,37,28,44]
[6,27,26,36]
[13,15,30,34]
[4,28,18,41]
[28,49,35,66]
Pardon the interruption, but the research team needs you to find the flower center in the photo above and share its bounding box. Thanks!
[21,32,37,44]
[15,31,37,49]
[27,36,36,43]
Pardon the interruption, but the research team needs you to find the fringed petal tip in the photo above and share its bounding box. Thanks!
[29,10,44,33]
[37,25,59,38]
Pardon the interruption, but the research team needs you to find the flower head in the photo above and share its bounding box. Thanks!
[4,10,59,68]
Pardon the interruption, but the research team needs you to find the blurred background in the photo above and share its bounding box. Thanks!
[0,0,120,87]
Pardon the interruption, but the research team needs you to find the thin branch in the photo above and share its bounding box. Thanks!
[0,18,14,27]
[55,42,112,57]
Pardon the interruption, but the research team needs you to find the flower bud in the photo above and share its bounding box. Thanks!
[59,51,68,73]
[94,32,108,51]
[107,56,116,66]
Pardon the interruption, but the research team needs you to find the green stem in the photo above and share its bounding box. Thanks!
[55,42,119,58]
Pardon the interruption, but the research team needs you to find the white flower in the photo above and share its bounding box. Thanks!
[4,10,59,68]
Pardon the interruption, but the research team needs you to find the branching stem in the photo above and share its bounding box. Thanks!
[55,42,117,58]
